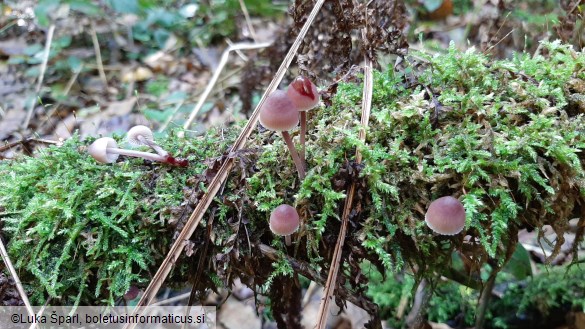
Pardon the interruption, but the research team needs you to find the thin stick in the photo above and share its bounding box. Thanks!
[158,100,184,133]
[122,2,325,328]
[150,292,190,306]
[486,29,515,53]
[182,42,272,133]
[226,38,249,61]
[90,21,108,88]
[0,138,60,153]
[238,0,258,42]
[23,24,55,129]
[314,24,374,329]
[281,131,305,180]
[300,111,307,166]
[0,237,38,329]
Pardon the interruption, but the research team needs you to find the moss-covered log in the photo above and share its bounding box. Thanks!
[1,42,584,313]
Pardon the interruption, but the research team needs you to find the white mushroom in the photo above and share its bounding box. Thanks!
[88,137,166,164]
[127,125,168,156]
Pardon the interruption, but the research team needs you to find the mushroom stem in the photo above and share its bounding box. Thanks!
[285,235,292,246]
[281,131,305,180]
[107,147,167,162]
[137,135,168,157]
[300,111,307,166]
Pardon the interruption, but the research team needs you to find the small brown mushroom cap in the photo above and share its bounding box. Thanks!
[88,137,119,164]
[127,125,154,147]
[287,76,319,111]
[425,196,466,235]
[259,90,299,132]
[269,204,300,236]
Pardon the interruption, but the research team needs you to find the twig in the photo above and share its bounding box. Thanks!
[22,24,55,129]
[568,0,584,14]
[0,138,61,153]
[29,298,51,329]
[486,29,515,53]
[238,0,258,42]
[484,11,512,54]
[0,19,17,36]
[226,38,249,61]
[181,41,272,133]
[150,292,190,306]
[90,21,108,88]
[122,2,326,328]
[314,11,374,329]
[0,237,38,329]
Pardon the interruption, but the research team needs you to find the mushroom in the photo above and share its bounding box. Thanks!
[126,125,189,167]
[425,196,466,235]
[88,137,167,164]
[259,90,305,179]
[127,125,168,156]
[269,204,300,246]
[124,285,140,301]
[287,76,319,164]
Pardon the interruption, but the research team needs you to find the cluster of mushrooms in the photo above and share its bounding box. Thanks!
[86,78,467,246]
[261,77,466,246]
[259,76,319,245]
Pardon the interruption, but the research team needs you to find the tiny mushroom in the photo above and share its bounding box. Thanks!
[259,90,305,179]
[124,285,140,301]
[127,125,168,156]
[287,76,319,164]
[269,204,300,246]
[425,196,466,235]
[88,137,167,164]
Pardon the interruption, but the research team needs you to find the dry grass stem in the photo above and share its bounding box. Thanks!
[37,66,82,132]
[150,292,190,306]
[90,21,108,88]
[314,23,374,327]
[238,0,258,42]
[23,24,55,129]
[158,100,184,133]
[182,41,272,133]
[0,237,38,329]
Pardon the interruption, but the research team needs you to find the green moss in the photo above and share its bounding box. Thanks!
[0,130,235,305]
[367,264,585,328]
[1,41,585,310]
